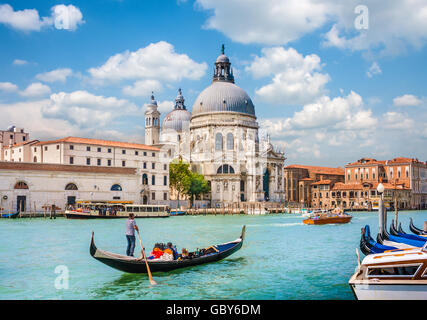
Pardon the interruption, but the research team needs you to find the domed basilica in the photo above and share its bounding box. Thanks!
[145,46,286,206]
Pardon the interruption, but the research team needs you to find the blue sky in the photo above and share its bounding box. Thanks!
[1,0,426,166]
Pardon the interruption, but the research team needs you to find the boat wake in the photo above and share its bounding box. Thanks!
[247,222,303,228]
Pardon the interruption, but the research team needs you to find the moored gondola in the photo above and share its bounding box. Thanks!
[0,211,19,219]
[90,226,246,273]
[379,221,426,248]
[409,218,427,236]
[398,222,406,234]
[390,219,427,243]
[360,225,397,255]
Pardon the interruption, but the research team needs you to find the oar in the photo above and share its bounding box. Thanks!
[136,230,157,285]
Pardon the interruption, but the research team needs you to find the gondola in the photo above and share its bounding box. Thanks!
[390,220,427,242]
[409,218,427,236]
[0,211,19,219]
[378,222,426,248]
[90,225,246,273]
[398,222,406,234]
[360,225,397,255]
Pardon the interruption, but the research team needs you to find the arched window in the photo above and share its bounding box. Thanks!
[142,174,148,185]
[111,184,122,191]
[215,133,223,151]
[65,183,78,190]
[33,156,37,163]
[226,133,234,150]
[14,181,29,189]
[217,164,235,174]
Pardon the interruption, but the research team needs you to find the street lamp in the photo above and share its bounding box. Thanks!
[377,182,385,236]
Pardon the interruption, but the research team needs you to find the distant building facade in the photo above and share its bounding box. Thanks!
[309,157,427,210]
[0,126,30,161]
[284,164,345,207]
[0,135,170,212]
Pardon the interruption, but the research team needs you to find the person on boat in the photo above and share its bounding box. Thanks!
[161,245,174,261]
[148,243,164,260]
[167,242,178,260]
[181,248,189,259]
[125,213,139,257]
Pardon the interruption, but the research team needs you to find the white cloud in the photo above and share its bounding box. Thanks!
[50,4,84,31]
[322,1,427,55]
[246,47,330,105]
[366,62,382,78]
[42,90,139,128]
[0,99,79,139]
[0,82,18,92]
[19,82,51,98]
[36,68,73,83]
[13,59,28,66]
[122,79,163,97]
[393,94,423,107]
[382,111,415,129]
[88,41,207,83]
[0,4,83,32]
[196,0,331,45]
[196,0,427,55]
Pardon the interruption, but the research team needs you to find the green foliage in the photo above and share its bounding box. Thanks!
[169,159,191,199]
[169,159,210,206]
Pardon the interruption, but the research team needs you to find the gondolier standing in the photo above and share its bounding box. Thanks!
[126,213,139,256]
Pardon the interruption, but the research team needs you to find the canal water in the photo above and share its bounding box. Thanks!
[1,210,426,300]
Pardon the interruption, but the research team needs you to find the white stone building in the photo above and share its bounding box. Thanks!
[145,47,286,206]
[0,137,170,211]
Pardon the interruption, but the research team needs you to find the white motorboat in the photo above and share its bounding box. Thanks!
[349,243,427,300]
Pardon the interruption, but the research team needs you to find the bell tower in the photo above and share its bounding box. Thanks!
[145,92,160,145]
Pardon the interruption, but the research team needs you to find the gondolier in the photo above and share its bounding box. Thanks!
[126,213,139,256]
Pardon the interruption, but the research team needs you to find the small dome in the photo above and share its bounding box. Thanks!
[216,54,230,63]
[192,81,255,116]
[162,109,191,132]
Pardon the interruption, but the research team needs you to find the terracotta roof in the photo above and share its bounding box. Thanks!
[299,178,314,181]
[331,181,410,191]
[331,182,364,190]
[0,161,136,175]
[346,158,386,166]
[311,179,332,185]
[34,137,160,151]
[3,140,39,149]
[387,157,426,165]
[284,164,344,176]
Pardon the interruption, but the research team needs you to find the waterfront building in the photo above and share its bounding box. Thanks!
[147,46,286,207]
[283,164,345,207]
[309,157,427,210]
[0,126,30,161]
[0,136,170,212]
[0,162,143,213]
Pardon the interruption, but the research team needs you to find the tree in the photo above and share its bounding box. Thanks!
[169,159,191,209]
[186,172,210,207]
[169,159,210,209]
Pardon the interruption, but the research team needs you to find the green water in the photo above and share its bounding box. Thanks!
[1,211,426,300]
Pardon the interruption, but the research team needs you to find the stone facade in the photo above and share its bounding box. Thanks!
[0,162,169,214]
[283,165,345,207]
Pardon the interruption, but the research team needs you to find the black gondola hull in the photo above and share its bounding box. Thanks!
[409,218,427,235]
[90,226,245,273]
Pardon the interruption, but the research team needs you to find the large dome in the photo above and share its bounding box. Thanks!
[192,81,256,116]
[162,108,191,132]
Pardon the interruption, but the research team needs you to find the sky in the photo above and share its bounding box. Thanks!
[0,0,426,167]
